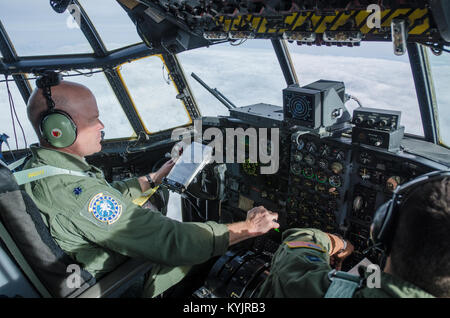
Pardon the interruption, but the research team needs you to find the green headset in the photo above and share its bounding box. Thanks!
[36,72,77,148]
[370,169,450,255]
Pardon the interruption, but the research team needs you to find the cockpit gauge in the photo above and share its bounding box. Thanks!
[306,141,317,154]
[318,158,328,169]
[316,170,327,183]
[291,164,302,175]
[359,152,373,165]
[329,175,342,188]
[319,144,331,157]
[304,154,315,165]
[294,152,303,162]
[335,150,345,161]
[302,167,314,179]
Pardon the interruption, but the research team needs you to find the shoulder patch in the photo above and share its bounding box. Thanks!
[305,255,325,263]
[285,241,326,253]
[88,192,122,225]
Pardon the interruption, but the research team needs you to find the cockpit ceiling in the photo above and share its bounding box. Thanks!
[117,0,449,52]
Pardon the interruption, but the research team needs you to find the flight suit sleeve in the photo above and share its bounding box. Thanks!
[60,182,230,267]
[257,228,332,298]
[110,177,143,201]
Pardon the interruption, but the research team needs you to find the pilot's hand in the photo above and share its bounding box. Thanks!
[245,206,279,236]
[330,240,354,271]
[153,159,176,184]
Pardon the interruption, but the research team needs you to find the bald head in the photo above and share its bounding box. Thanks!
[27,80,104,157]
[28,81,93,134]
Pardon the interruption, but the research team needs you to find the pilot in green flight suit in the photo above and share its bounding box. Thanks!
[256,228,434,298]
[21,80,280,297]
[257,173,450,298]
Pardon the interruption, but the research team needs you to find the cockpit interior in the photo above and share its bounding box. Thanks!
[0,0,449,299]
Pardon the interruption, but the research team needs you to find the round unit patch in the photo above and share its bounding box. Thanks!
[88,193,122,225]
[51,128,62,138]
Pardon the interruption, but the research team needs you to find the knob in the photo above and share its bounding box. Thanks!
[366,118,376,126]
[379,119,388,128]
[373,137,383,147]
[354,116,364,124]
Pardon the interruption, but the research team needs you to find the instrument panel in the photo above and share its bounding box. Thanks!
[192,114,449,297]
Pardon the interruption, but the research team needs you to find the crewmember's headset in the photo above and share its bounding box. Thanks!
[370,169,450,257]
[36,71,77,148]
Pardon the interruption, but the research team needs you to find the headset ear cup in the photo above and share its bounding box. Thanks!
[371,199,395,247]
[40,112,77,148]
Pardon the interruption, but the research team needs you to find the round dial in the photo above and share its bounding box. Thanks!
[329,175,342,188]
[304,154,315,165]
[318,158,328,169]
[306,141,317,154]
[335,150,345,161]
[360,152,373,165]
[293,152,303,162]
[316,170,327,183]
[319,144,331,157]
[291,164,302,175]
[296,138,305,151]
[302,167,314,179]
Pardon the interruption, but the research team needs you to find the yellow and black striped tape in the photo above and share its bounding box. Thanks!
[216,8,430,36]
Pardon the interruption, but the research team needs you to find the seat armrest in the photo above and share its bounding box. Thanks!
[74,258,153,298]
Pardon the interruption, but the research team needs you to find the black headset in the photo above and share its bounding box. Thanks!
[36,71,78,148]
[370,169,450,254]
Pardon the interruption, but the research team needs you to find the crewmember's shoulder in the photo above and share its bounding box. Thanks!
[257,228,332,297]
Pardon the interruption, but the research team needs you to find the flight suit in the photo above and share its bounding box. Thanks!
[257,228,434,298]
[21,144,230,297]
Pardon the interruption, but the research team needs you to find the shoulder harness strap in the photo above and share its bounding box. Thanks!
[324,269,363,298]
[13,165,93,185]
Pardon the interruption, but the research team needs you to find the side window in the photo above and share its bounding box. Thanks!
[117,55,192,133]
[0,0,92,56]
[0,77,37,151]
[427,49,450,147]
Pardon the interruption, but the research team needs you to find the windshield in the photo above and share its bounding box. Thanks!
[0,0,93,56]
[180,40,425,137]
[178,40,287,117]
[427,48,450,147]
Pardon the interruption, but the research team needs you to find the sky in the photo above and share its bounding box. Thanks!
[0,1,449,220]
